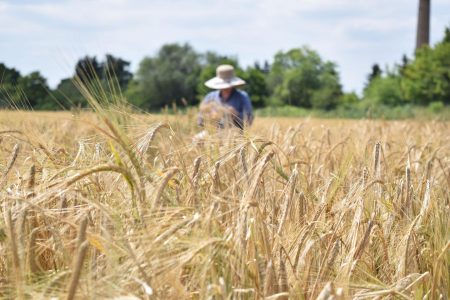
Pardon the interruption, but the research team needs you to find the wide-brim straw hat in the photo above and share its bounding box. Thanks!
[204,64,246,89]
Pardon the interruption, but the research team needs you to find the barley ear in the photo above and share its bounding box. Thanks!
[27,164,36,194]
[0,144,20,189]
[192,156,202,183]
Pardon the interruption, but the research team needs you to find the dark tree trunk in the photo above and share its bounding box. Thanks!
[416,0,431,50]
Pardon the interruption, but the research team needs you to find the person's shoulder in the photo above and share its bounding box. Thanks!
[235,89,249,98]
[206,90,219,96]
[235,89,251,102]
[203,90,219,101]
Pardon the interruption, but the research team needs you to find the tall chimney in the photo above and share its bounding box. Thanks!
[416,0,431,50]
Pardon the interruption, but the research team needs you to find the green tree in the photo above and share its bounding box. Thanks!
[363,74,404,106]
[18,71,54,109]
[52,54,132,109]
[75,56,103,86]
[0,65,54,109]
[366,64,382,88]
[53,78,86,108]
[0,63,20,84]
[402,28,450,105]
[443,27,450,43]
[311,63,343,109]
[340,91,360,107]
[102,54,133,90]
[241,66,269,108]
[0,63,21,107]
[129,43,201,110]
[267,47,342,109]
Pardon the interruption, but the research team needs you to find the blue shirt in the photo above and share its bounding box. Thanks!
[199,89,254,129]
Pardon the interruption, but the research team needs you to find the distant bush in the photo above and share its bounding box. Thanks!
[256,106,311,117]
[255,104,450,120]
[428,101,445,113]
[363,75,405,106]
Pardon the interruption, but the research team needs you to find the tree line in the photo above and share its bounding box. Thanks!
[1,27,449,112]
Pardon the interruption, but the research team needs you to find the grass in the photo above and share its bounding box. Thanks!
[0,106,448,299]
[256,104,450,121]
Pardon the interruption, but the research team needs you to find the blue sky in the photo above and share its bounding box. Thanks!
[1,0,449,93]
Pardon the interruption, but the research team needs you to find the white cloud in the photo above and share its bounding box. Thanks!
[0,0,449,91]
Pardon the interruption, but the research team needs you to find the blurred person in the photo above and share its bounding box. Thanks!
[197,65,253,130]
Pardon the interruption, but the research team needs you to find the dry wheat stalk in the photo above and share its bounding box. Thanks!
[28,228,39,274]
[279,167,298,230]
[6,209,24,300]
[66,241,89,300]
[373,142,381,177]
[278,251,289,300]
[264,259,278,297]
[403,159,412,216]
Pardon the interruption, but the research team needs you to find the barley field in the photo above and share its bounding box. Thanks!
[0,108,448,299]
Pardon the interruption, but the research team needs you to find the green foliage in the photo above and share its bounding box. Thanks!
[363,74,404,106]
[73,54,132,97]
[0,63,21,107]
[361,27,450,108]
[123,79,142,109]
[103,54,133,90]
[256,104,450,120]
[18,71,54,109]
[53,78,86,109]
[240,65,269,108]
[256,105,311,117]
[51,54,134,110]
[401,36,450,105]
[1,28,449,118]
[0,64,54,109]
[365,64,382,89]
[339,91,360,107]
[130,43,201,110]
[75,56,103,86]
[444,28,450,43]
[428,101,444,113]
[0,63,20,84]
[267,47,342,109]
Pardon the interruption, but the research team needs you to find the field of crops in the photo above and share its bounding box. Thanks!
[0,109,448,299]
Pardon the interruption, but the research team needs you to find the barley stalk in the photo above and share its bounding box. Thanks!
[66,241,89,300]
[373,142,381,177]
[278,251,289,300]
[6,209,24,300]
[28,228,39,274]
[264,259,278,297]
